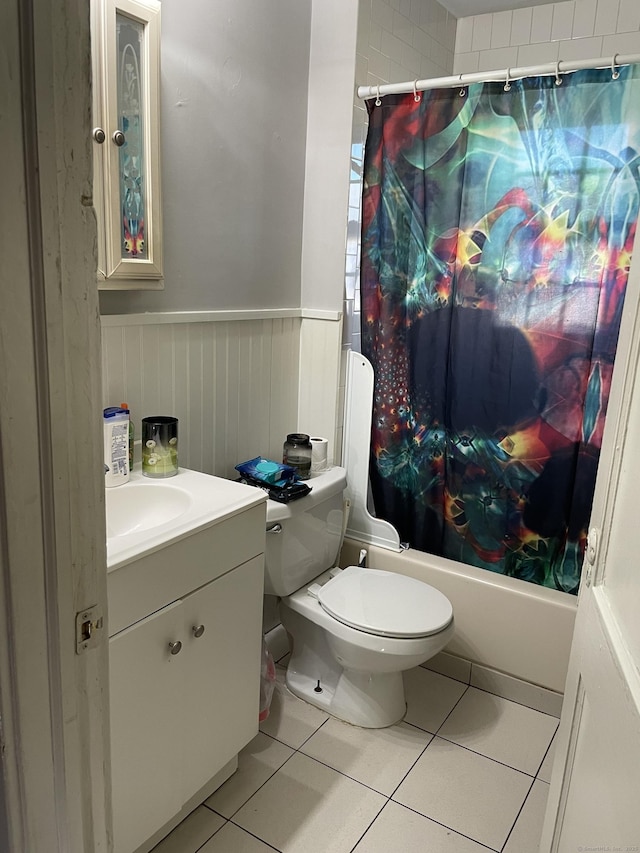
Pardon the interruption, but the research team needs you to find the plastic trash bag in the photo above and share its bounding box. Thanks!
[259,638,276,722]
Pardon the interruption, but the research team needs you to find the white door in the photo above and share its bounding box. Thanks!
[540,249,640,848]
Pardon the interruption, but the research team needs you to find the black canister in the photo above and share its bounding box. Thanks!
[283,433,312,480]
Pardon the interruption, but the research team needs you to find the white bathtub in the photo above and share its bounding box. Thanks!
[341,537,576,697]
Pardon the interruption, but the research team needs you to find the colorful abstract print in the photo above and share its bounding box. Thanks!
[361,67,640,594]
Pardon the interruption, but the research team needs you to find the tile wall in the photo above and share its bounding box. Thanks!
[343,0,457,437]
[454,0,640,75]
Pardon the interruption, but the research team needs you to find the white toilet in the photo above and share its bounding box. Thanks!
[264,466,455,728]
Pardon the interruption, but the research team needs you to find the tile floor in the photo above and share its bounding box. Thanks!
[151,662,558,853]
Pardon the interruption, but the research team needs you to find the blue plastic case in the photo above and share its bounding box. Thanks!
[235,457,297,487]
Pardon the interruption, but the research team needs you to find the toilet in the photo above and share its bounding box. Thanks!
[264,466,454,728]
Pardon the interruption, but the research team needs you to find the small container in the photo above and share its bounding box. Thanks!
[283,433,312,480]
[120,402,134,472]
[142,416,179,478]
[104,407,130,487]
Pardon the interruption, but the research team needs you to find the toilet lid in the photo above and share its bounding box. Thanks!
[318,566,453,639]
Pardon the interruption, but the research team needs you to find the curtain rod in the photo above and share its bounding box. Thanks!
[356,53,640,100]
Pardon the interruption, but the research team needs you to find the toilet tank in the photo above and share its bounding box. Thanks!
[264,466,347,597]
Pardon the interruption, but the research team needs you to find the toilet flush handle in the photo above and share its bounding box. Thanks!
[266,523,282,534]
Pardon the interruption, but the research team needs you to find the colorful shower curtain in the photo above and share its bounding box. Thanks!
[361,67,640,594]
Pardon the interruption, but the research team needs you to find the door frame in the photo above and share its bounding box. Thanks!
[0,0,110,850]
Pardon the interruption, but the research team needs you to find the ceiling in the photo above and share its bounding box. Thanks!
[440,0,559,18]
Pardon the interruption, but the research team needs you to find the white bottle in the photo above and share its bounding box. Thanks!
[104,407,130,487]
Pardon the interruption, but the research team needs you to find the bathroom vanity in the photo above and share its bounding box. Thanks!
[106,469,266,853]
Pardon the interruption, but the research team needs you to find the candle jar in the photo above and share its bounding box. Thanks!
[283,433,312,480]
[142,416,179,477]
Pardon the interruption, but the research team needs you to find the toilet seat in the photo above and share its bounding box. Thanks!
[317,566,453,639]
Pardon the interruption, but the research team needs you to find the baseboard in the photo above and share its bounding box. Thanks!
[421,651,563,717]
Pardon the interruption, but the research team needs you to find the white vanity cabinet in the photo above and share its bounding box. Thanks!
[91,0,163,288]
[108,501,265,853]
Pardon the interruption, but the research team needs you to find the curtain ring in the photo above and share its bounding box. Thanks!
[555,60,563,86]
[612,54,620,80]
[375,85,382,106]
[413,80,421,102]
[504,68,512,92]
[459,86,466,97]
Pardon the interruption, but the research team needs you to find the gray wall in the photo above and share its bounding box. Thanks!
[100,0,311,314]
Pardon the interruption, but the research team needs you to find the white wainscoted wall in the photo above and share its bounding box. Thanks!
[454,0,640,75]
[102,313,299,478]
[101,311,343,478]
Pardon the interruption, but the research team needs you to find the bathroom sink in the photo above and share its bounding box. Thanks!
[105,482,192,538]
[106,466,266,571]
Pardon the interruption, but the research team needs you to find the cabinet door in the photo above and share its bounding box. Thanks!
[180,556,265,799]
[94,0,163,286]
[110,601,183,853]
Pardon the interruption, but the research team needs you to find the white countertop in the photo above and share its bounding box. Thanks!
[106,466,266,571]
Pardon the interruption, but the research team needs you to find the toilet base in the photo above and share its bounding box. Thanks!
[279,574,454,728]
[285,659,406,728]
[282,601,408,727]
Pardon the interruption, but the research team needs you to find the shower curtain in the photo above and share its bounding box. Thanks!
[361,67,640,594]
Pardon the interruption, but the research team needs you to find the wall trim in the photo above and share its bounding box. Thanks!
[100,308,343,326]
[302,308,342,321]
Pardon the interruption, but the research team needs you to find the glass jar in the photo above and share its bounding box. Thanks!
[283,433,312,480]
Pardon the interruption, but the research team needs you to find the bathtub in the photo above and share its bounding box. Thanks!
[340,537,576,699]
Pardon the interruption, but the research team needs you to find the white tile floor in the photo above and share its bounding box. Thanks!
[151,662,558,853]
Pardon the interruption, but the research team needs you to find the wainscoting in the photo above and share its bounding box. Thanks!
[101,311,343,479]
[101,312,300,479]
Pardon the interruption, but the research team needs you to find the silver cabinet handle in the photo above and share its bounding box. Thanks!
[112,129,125,147]
[266,523,282,534]
[168,640,182,656]
[92,127,106,144]
[192,625,205,638]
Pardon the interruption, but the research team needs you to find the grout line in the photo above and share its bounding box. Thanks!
[227,820,282,852]
[384,800,499,852]
[347,798,390,853]
[192,817,227,853]
[402,719,438,737]
[219,744,301,822]
[534,728,558,780]
[294,747,401,799]
[386,682,472,799]
[498,775,536,853]
[428,732,541,778]
[387,732,435,800]
[295,715,331,751]
[433,683,471,735]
